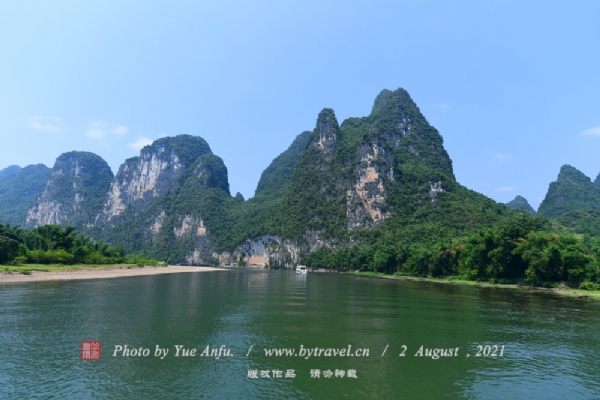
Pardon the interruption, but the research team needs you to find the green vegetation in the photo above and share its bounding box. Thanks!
[121,89,532,266]
[556,210,600,237]
[0,165,22,179]
[150,134,213,167]
[273,89,465,242]
[343,271,600,298]
[277,109,347,241]
[300,214,600,290]
[253,131,312,201]
[0,164,50,225]
[26,152,114,228]
[124,130,314,263]
[0,222,156,267]
[506,195,536,215]
[537,165,600,218]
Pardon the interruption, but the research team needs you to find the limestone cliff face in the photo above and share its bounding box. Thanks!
[122,147,232,263]
[100,151,181,221]
[185,234,303,268]
[25,152,113,228]
[180,215,214,265]
[95,135,212,227]
[346,133,395,229]
[311,108,339,160]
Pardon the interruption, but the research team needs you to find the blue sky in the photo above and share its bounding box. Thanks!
[1,1,599,208]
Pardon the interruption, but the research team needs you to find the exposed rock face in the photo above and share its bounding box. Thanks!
[185,234,302,268]
[93,135,230,259]
[181,216,214,265]
[96,136,210,225]
[311,108,339,160]
[347,133,395,229]
[150,209,166,237]
[174,215,194,237]
[25,152,113,228]
[26,201,62,227]
[104,150,181,219]
[429,181,445,203]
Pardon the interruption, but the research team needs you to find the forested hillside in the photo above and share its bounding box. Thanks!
[537,165,600,218]
[0,164,50,225]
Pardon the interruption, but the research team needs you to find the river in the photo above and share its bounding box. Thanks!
[1,269,599,399]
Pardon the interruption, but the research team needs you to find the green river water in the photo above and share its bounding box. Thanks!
[1,269,599,399]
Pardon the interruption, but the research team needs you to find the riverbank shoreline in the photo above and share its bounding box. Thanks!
[344,271,600,299]
[0,265,224,283]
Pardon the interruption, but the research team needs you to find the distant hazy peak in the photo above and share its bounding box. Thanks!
[594,172,600,188]
[0,165,22,180]
[505,195,536,215]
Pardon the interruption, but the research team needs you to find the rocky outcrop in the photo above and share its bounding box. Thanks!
[429,181,445,203]
[149,209,166,237]
[25,152,113,228]
[346,133,395,229]
[96,136,211,226]
[184,234,303,268]
[311,108,339,160]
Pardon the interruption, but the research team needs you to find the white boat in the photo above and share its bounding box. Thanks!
[296,265,307,274]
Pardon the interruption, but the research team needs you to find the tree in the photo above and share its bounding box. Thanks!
[0,235,19,263]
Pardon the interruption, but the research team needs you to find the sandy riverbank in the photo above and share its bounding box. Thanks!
[0,265,224,284]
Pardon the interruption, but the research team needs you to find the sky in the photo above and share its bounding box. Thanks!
[1,0,599,209]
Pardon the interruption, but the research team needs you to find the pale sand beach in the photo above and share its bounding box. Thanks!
[0,266,224,284]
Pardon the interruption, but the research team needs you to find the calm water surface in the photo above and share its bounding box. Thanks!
[1,269,599,399]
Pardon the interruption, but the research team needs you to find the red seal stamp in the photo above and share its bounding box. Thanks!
[81,341,101,360]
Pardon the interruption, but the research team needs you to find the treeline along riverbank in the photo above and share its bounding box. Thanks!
[0,222,157,267]
[300,215,600,291]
